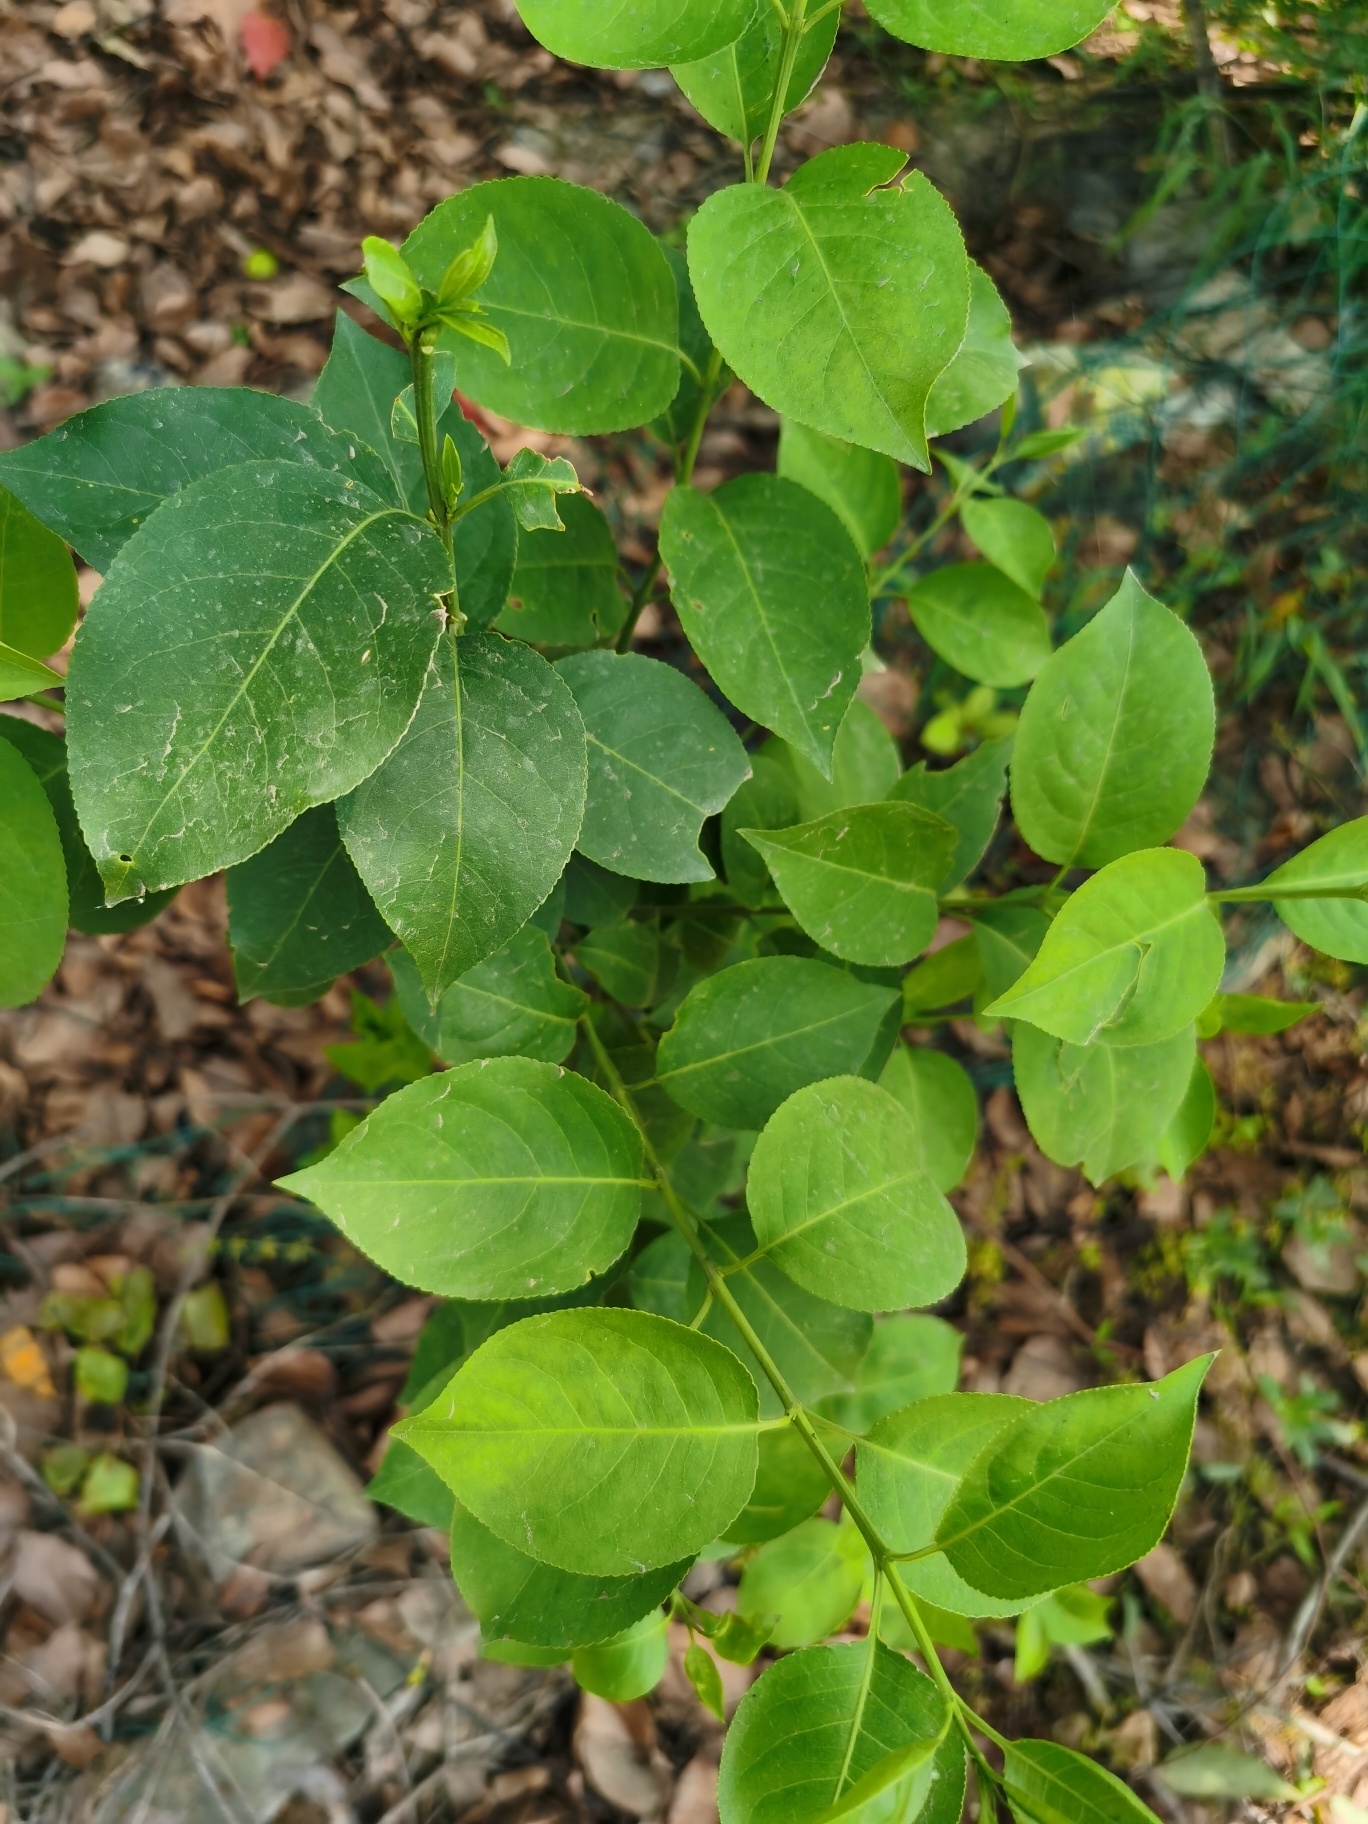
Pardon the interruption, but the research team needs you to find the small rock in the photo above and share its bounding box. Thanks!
[65,230,130,269]
[1135,1543,1198,1624]
[575,1694,672,1820]
[12,1531,104,1625]
[52,0,97,36]
[1002,1334,1085,1402]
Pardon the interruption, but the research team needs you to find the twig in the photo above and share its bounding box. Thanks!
[372,1738,504,1824]
[1272,1487,1368,1695]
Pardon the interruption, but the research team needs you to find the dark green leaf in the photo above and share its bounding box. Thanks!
[563,852,639,927]
[765,699,902,823]
[901,936,984,1019]
[1155,1745,1298,1803]
[864,0,1116,60]
[367,1440,455,1530]
[0,736,67,1007]
[907,563,1051,688]
[969,899,1049,1002]
[777,419,901,560]
[878,1045,978,1192]
[0,484,77,661]
[391,927,586,1067]
[500,449,581,532]
[516,0,753,69]
[496,494,626,646]
[1005,1739,1167,1824]
[671,5,839,145]
[577,918,667,1006]
[924,264,1025,439]
[721,750,800,907]
[890,735,1012,890]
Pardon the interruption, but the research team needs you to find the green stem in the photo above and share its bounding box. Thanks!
[755,0,809,186]
[410,336,460,623]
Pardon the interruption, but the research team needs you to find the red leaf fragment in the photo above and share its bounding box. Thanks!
[241,10,290,80]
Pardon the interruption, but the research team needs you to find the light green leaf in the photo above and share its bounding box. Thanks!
[924,263,1024,440]
[0,388,396,572]
[1156,1056,1216,1181]
[968,899,1049,1001]
[496,494,625,646]
[890,735,1012,891]
[0,642,63,702]
[556,649,751,884]
[717,1642,958,1824]
[723,1423,832,1544]
[500,449,582,533]
[451,1500,688,1650]
[819,1314,963,1436]
[66,462,448,903]
[742,803,956,968]
[338,631,586,1002]
[279,1057,643,1300]
[864,0,1117,60]
[517,0,753,69]
[777,419,901,560]
[1015,1585,1113,1682]
[1199,991,1318,1037]
[0,736,67,1008]
[689,145,970,470]
[573,1611,670,1701]
[403,178,681,433]
[367,1438,455,1530]
[768,698,903,824]
[902,936,984,1019]
[1010,572,1215,869]
[1156,1744,1298,1802]
[934,1355,1213,1599]
[1264,817,1368,962]
[685,1640,727,1718]
[722,750,801,906]
[960,498,1055,599]
[671,5,839,145]
[858,1393,1040,1618]
[391,928,587,1067]
[985,849,1225,1047]
[737,1518,867,1650]
[655,955,900,1128]
[1005,1739,1167,1824]
[907,563,1052,689]
[577,918,667,1007]
[660,474,870,777]
[226,804,391,1007]
[748,1076,966,1312]
[0,485,77,662]
[1013,1022,1196,1185]
[878,1046,978,1192]
[394,1307,760,1576]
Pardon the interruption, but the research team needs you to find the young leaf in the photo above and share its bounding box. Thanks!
[390,927,587,1068]
[722,1423,832,1545]
[742,802,957,968]
[660,474,870,777]
[0,389,396,571]
[1004,1739,1167,1824]
[878,1046,979,1193]
[748,1075,966,1312]
[1010,572,1215,869]
[572,1611,670,1702]
[0,643,64,702]
[671,5,840,145]
[0,485,78,662]
[864,0,1117,60]
[1199,991,1318,1036]
[985,849,1225,1047]
[1263,817,1368,963]
[555,650,751,884]
[688,144,970,470]
[923,263,1026,440]
[279,1058,644,1300]
[1156,1056,1216,1181]
[67,462,448,903]
[402,178,681,434]
[684,1641,727,1720]
[516,0,753,69]
[907,563,1052,689]
[361,234,422,328]
[655,956,900,1128]
[338,631,586,1002]
[934,1355,1213,1599]
[393,1307,760,1576]
[451,1500,689,1650]
[890,734,1012,890]
[777,419,902,561]
[1013,1022,1197,1185]
[436,213,499,307]
[1014,1585,1113,1682]
[0,736,68,1008]
[496,494,626,646]
[1155,1744,1298,1802]
[961,497,1055,600]
[737,1517,868,1650]
[818,1312,964,1435]
[226,804,391,1006]
[500,449,581,533]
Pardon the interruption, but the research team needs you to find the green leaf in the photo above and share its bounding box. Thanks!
[67,463,448,903]
[0,485,77,662]
[394,1307,760,1576]
[324,988,433,1094]
[1200,991,1318,1036]
[313,314,516,631]
[985,849,1225,1047]
[818,1313,964,1435]
[1264,817,1368,962]
[722,1423,832,1545]
[1015,1585,1113,1682]
[1156,1056,1216,1181]
[280,1057,643,1299]
[0,736,67,1008]
[858,1393,1041,1618]
[362,234,422,326]
[654,244,714,448]
[671,4,839,145]
[878,1046,979,1193]
[777,419,901,561]
[685,1641,727,1719]
[367,1439,455,1530]
[742,803,956,968]
[563,852,638,927]
[586,1003,696,1161]
[556,650,751,884]
[1010,572,1215,870]
[391,928,586,1067]
[496,494,626,646]
[969,899,1049,1001]
[226,804,390,1007]
[577,918,667,1007]
[0,388,396,572]
[1004,1739,1166,1824]
[737,1518,868,1650]
[907,563,1051,690]
[924,263,1025,440]
[723,750,801,906]
[452,1500,688,1650]
[573,1611,670,1702]
[689,145,970,471]
[717,1641,958,1824]
[1013,1022,1196,1185]
[902,936,984,1019]
[500,449,582,533]
[660,474,870,777]
[517,0,753,69]
[655,956,900,1128]
[864,0,1117,60]
[0,643,63,702]
[934,1355,1213,1599]
[766,698,903,825]
[890,735,1012,891]
[338,631,586,1002]
[1155,1745,1298,1802]
[748,1075,966,1312]
[960,498,1055,600]
[403,178,681,433]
